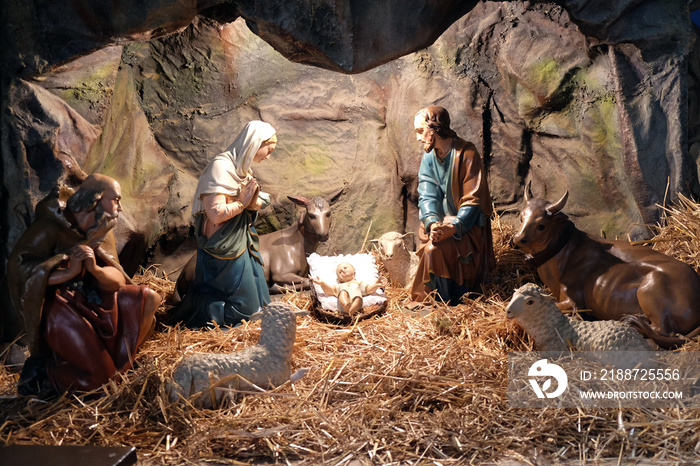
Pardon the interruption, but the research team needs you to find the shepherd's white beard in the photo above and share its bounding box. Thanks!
[86,212,119,247]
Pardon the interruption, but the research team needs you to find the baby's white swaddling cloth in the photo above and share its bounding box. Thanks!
[307,253,387,311]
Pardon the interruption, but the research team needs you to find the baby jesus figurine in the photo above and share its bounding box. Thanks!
[312,262,383,316]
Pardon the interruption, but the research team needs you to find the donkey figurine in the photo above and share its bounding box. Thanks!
[260,192,342,294]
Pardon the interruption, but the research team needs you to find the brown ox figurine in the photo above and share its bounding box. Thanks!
[512,185,700,348]
[260,192,342,294]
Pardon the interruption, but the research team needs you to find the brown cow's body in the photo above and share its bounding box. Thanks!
[513,191,700,348]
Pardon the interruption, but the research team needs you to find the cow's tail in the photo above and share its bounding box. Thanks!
[621,314,700,350]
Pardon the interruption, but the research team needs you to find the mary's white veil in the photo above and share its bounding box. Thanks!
[191,120,276,217]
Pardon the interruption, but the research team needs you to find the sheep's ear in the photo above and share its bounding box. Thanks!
[368,239,379,244]
[402,232,415,238]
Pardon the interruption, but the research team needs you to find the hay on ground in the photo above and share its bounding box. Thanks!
[2,202,700,465]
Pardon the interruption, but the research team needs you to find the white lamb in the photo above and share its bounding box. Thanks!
[370,231,419,288]
[506,283,653,353]
[168,302,297,408]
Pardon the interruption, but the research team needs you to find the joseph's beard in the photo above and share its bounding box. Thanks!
[422,133,435,153]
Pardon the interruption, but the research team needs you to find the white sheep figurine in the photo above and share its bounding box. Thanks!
[168,302,297,408]
[506,283,653,353]
[370,231,419,288]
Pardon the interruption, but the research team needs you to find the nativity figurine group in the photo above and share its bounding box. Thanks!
[7,106,700,398]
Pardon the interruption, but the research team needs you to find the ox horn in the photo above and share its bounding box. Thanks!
[546,191,569,215]
[328,188,345,205]
[523,180,534,202]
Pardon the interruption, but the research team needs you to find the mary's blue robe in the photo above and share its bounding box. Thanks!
[171,210,270,328]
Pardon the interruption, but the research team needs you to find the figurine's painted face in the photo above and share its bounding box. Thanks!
[336,262,356,283]
[414,114,435,153]
[100,180,123,219]
[74,177,123,236]
[254,141,276,163]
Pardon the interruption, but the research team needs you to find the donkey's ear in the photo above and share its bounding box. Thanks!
[327,188,345,205]
[288,195,311,207]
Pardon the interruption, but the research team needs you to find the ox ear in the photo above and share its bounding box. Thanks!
[523,180,534,203]
[546,191,569,216]
[327,188,345,205]
[287,195,311,207]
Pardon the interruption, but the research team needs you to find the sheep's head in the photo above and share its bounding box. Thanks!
[370,231,410,260]
[505,283,550,320]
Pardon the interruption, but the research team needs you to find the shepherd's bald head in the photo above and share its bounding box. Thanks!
[66,174,120,214]
[67,174,123,239]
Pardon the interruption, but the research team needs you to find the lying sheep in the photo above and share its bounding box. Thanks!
[506,283,653,353]
[168,302,297,408]
[370,231,419,288]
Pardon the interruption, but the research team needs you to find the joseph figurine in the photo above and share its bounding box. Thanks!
[410,105,496,305]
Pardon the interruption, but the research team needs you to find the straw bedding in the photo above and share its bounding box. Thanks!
[1,203,700,465]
